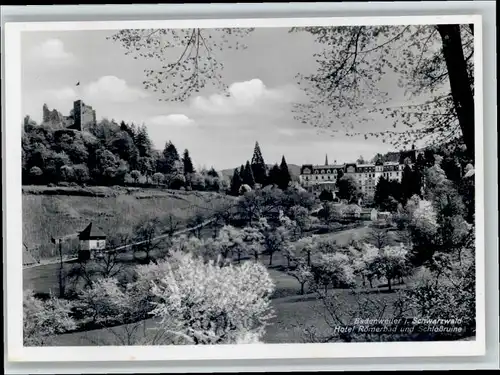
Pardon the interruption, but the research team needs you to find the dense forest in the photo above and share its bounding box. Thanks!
[21,117,294,195]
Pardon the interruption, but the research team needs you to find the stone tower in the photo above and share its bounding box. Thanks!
[72,100,96,131]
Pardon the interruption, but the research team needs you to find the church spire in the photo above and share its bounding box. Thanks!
[325,154,329,166]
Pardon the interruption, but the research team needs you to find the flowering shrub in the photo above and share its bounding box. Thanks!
[310,252,356,292]
[23,290,76,346]
[149,252,275,345]
[357,243,411,291]
[241,226,265,261]
[344,204,362,218]
[78,277,129,325]
[403,259,475,338]
[410,199,439,237]
[294,235,318,266]
[216,225,245,261]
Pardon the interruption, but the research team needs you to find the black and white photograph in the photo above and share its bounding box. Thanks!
[5,13,486,361]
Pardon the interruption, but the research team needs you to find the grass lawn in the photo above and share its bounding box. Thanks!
[26,207,415,345]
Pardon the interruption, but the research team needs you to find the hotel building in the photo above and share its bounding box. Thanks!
[299,155,409,199]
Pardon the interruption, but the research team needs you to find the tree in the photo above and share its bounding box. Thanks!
[44,151,72,182]
[152,172,164,186]
[182,149,195,175]
[73,164,90,184]
[108,131,139,170]
[109,28,254,103]
[319,189,334,202]
[401,164,422,203]
[237,190,264,225]
[135,125,153,157]
[76,276,161,345]
[267,163,281,187]
[162,213,181,238]
[293,25,475,159]
[215,225,245,262]
[207,167,219,178]
[229,168,243,196]
[159,141,180,175]
[310,253,356,293]
[168,172,186,190]
[404,259,475,339]
[251,141,267,186]
[363,243,411,292]
[29,166,43,184]
[130,169,142,184]
[287,262,313,295]
[367,228,390,250]
[241,161,255,187]
[133,217,162,263]
[23,290,76,346]
[288,205,311,235]
[337,175,359,202]
[187,211,207,239]
[294,236,317,266]
[53,131,89,165]
[60,165,75,182]
[263,224,290,266]
[148,252,275,345]
[278,156,292,190]
[241,226,266,261]
[187,172,206,191]
[356,155,366,164]
[374,176,401,211]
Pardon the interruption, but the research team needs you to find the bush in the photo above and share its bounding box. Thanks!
[148,252,275,344]
[23,290,76,346]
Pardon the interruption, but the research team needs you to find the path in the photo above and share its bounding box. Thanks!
[23,218,215,270]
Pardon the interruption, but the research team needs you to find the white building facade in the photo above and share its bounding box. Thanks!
[299,158,409,199]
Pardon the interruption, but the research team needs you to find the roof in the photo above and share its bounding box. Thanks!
[78,222,107,240]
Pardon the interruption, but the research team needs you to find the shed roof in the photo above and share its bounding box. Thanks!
[78,222,107,240]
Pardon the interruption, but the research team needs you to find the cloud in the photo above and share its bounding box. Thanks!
[277,128,298,137]
[39,76,148,115]
[83,76,148,103]
[191,78,302,115]
[149,114,195,127]
[31,39,75,65]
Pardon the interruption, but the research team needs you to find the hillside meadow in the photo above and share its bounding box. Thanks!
[22,185,236,260]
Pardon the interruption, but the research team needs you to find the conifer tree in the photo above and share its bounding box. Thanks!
[251,141,267,186]
[278,156,291,190]
[160,141,180,174]
[374,176,394,209]
[229,168,243,196]
[135,125,152,157]
[182,149,195,174]
[268,164,281,186]
[400,164,422,203]
[242,161,255,187]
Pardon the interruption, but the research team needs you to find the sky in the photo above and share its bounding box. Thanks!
[22,27,417,170]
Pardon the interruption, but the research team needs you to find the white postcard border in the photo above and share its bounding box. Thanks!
[4,14,485,363]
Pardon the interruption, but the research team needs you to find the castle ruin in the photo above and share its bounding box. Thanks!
[42,100,96,131]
